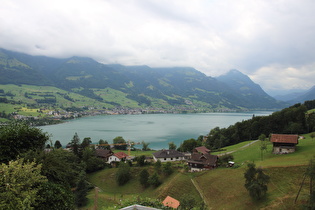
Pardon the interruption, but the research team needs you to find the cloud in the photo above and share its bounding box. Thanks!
[0,0,315,92]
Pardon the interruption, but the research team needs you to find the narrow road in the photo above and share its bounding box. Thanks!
[217,140,259,156]
[191,178,211,209]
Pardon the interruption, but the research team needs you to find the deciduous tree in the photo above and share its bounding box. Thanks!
[116,162,131,186]
[139,169,150,188]
[168,141,177,150]
[0,159,47,209]
[244,163,270,200]
[54,140,62,149]
[113,136,127,150]
[0,121,49,163]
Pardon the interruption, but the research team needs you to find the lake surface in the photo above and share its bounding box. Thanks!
[40,111,272,150]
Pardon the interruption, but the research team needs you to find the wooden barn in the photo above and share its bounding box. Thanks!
[270,134,299,154]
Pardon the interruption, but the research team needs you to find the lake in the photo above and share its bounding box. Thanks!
[40,111,272,150]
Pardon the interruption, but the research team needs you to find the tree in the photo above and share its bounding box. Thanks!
[139,169,150,188]
[81,137,92,149]
[0,121,49,163]
[137,155,146,167]
[168,141,177,150]
[0,159,47,209]
[259,134,267,161]
[99,139,110,150]
[149,172,161,187]
[82,147,106,173]
[218,154,234,167]
[142,141,150,151]
[35,182,75,210]
[54,140,62,149]
[113,136,127,150]
[305,158,315,209]
[154,160,162,173]
[163,162,173,176]
[116,162,131,186]
[179,138,200,152]
[74,175,92,207]
[244,163,270,200]
[24,149,85,188]
[69,132,81,157]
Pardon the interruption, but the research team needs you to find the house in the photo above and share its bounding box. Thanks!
[152,149,185,162]
[95,149,113,162]
[162,196,180,209]
[192,146,210,154]
[107,151,129,164]
[187,153,219,171]
[270,134,299,154]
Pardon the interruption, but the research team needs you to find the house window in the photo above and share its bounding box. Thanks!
[164,158,166,160]
[176,157,179,159]
[171,158,173,160]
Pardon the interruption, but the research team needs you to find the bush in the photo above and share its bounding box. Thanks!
[139,169,150,188]
[116,163,131,186]
[149,172,161,187]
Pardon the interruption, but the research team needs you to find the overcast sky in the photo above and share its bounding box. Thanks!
[1,0,315,95]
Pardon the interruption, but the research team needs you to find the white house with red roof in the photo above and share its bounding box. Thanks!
[107,151,129,164]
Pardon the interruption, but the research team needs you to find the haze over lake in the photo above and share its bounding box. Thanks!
[41,111,272,150]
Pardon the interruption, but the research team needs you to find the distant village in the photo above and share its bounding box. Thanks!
[12,105,239,125]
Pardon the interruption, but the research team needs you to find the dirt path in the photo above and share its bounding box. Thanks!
[217,140,259,156]
[191,178,211,209]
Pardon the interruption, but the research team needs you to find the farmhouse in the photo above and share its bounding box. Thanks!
[270,134,299,154]
[107,151,128,164]
[152,149,185,162]
[187,153,219,171]
[193,146,210,154]
[95,149,113,162]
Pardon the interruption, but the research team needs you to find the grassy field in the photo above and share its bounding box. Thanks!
[84,133,315,209]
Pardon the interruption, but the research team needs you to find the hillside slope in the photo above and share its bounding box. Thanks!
[0,48,284,110]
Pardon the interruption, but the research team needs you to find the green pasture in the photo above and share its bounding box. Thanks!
[86,164,203,209]
[85,133,315,209]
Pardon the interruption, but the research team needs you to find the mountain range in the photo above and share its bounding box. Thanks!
[0,48,287,110]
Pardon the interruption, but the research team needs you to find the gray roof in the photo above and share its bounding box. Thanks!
[120,204,160,210]
[153,149,185,158]
[95,149,113,158]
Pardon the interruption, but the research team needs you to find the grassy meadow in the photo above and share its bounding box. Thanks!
[85,133,315,209]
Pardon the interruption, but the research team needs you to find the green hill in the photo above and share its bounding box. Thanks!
[0,48,285,112]
[85,133,315,209]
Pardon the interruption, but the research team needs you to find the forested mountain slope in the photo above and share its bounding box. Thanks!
[0,48,284,110]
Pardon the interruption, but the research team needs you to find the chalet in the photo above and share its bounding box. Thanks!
[152,149,185,162]
[193,146,210,154]
[95,149,113,162]
[162,196,180,209]
[187,153,219,171]
[107,151,128,164]
[270,134,299,154]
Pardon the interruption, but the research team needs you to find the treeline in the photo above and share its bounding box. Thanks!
[0,122,107,209]
[206,100,315,150]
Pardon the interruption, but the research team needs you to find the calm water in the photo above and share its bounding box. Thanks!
[40,111,272,150]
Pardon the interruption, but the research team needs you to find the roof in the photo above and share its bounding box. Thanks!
[193,146,210,154]
[95,149,113,158]
[114,151,129,159]
[270,134,299,144]
[120,205,160,210]
[188,153,218,166]
[153,150,185,158]
[162,196,180,209]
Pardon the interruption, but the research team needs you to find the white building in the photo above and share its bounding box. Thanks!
[152,149,185,162]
